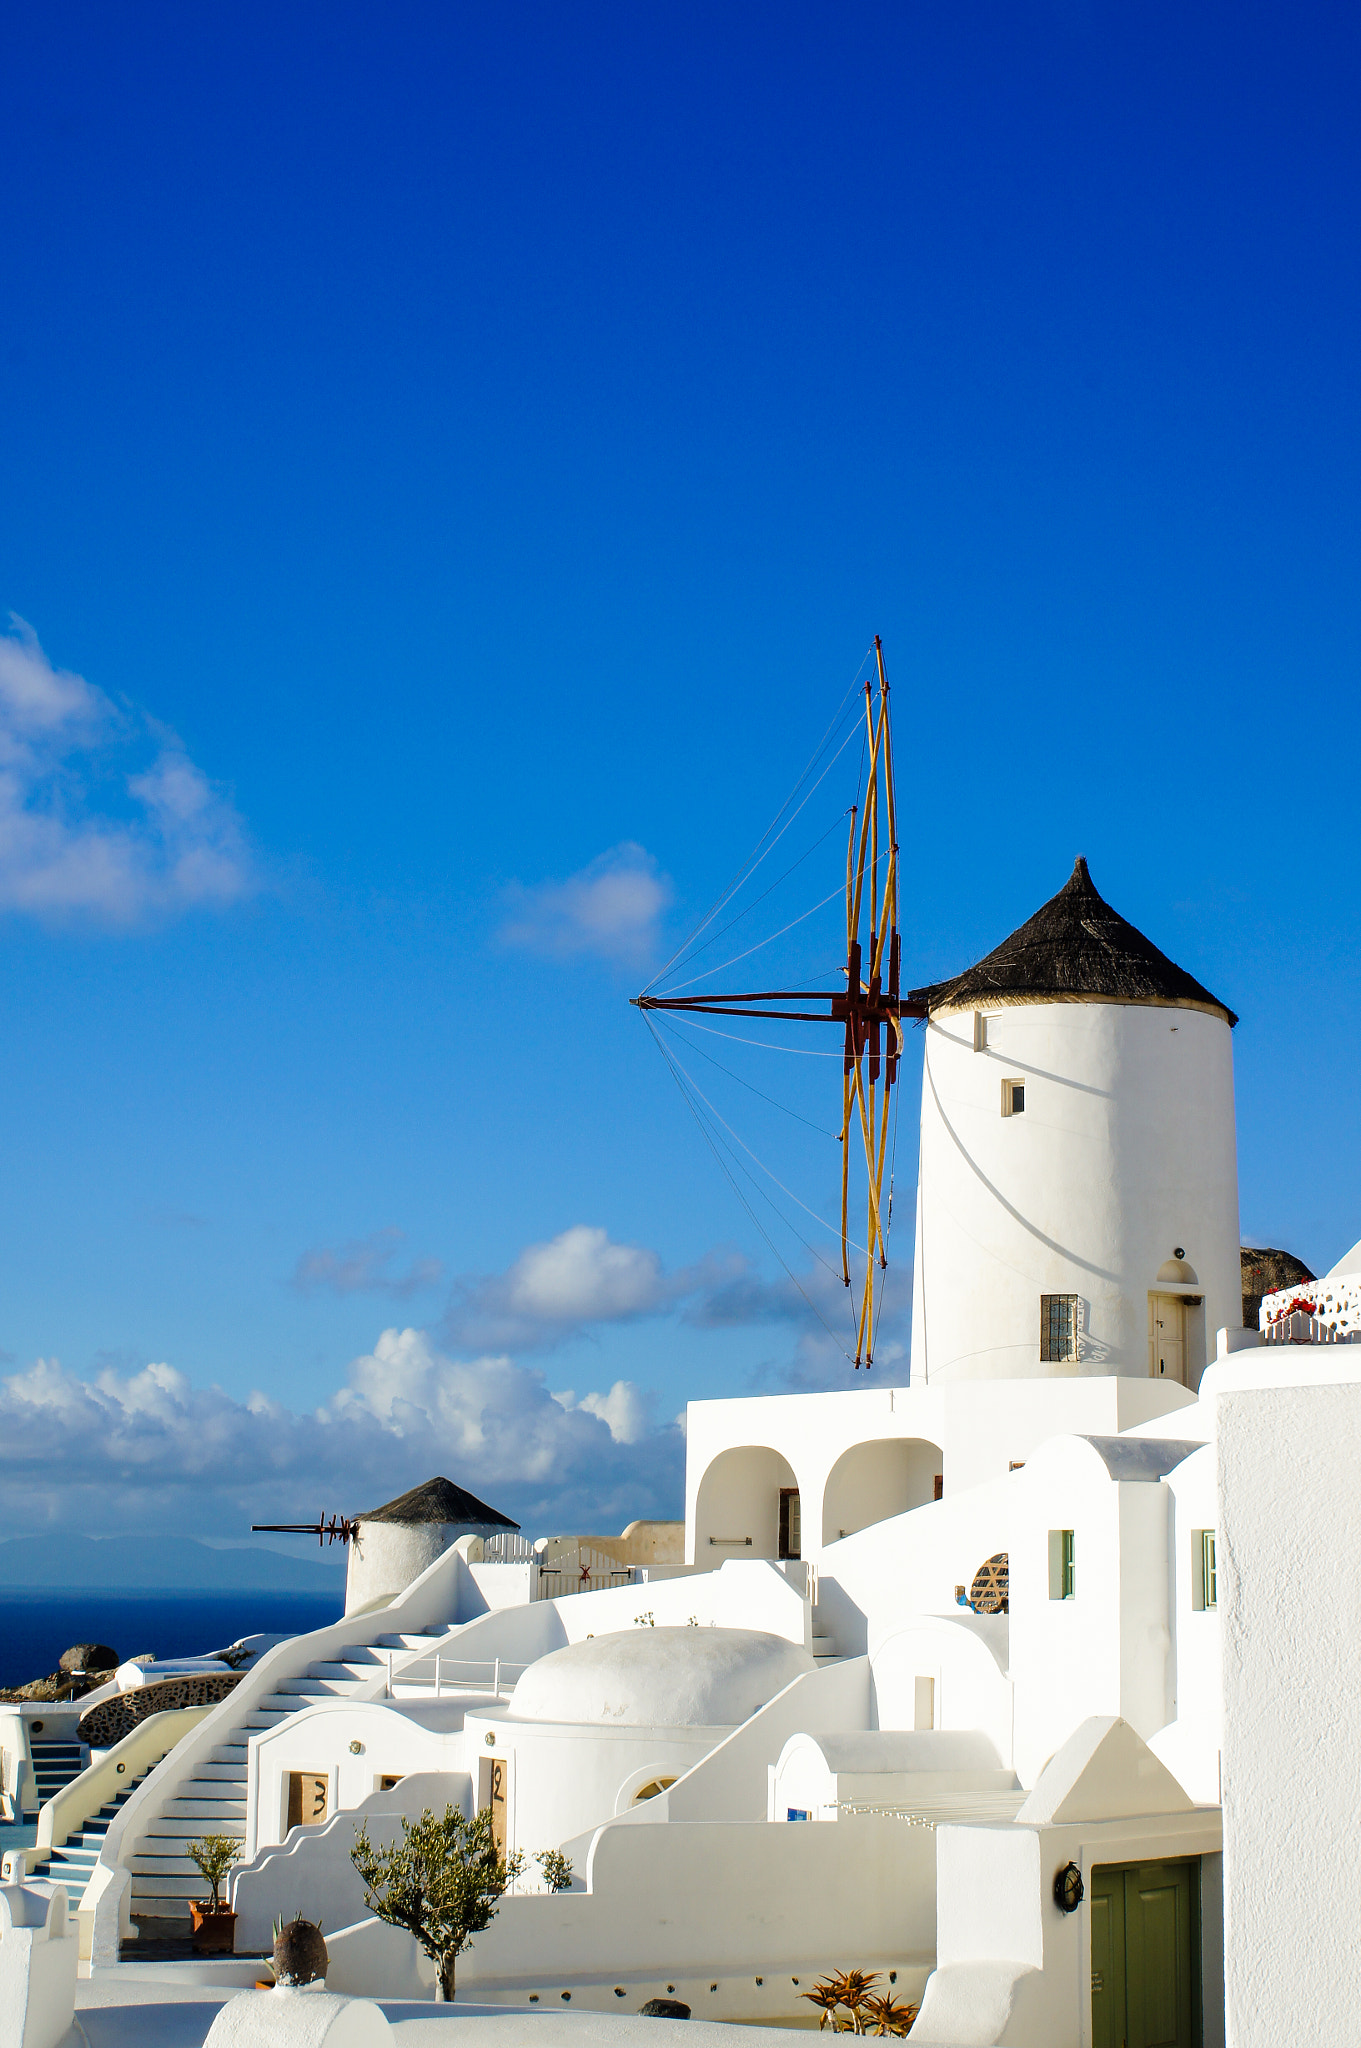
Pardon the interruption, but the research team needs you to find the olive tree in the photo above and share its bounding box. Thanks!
[350,1804,524,2001]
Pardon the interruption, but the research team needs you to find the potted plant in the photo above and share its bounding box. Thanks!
[187,1833,242,1953]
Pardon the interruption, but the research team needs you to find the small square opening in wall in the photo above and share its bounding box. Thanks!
[1192,1529,1218,1610]
[1001,1079,1025,1116]
[1048,1529,1076,1600]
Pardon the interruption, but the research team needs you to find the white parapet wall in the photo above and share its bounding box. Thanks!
[323,1811,938,2022]
[0,1882,77,2048]
[1215,1354,1361,2047]
[1260,1267,1361,1340]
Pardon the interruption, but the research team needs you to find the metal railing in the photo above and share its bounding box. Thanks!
[385,1654,531,1700]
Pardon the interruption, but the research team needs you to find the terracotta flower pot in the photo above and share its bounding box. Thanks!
[189,1903,238,1954]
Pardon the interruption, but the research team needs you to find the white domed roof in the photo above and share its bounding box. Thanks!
[508,1626,814,1728]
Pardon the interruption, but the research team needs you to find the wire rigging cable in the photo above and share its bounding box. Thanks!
[633,636,910,1364]
[640,656,872,996]
[649,812,849,990]
[644,1016,855,1360]
[655,1015,840,1138]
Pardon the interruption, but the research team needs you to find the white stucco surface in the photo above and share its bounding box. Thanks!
[507,1628,813,1729]
[0,1881,76,2048]
[1217,1366,1361,2046]
[203,1990,392,2048]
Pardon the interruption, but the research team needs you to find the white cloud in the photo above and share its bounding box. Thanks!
[442,1224,739,1352]
[551,1379,654,1445]
[0,1332,682,1541]
[0,617,255,923]
[507,1226,664,1321]
[499,842,670,966]
[292,1229,444,1299]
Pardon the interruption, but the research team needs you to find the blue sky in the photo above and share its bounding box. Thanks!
[1,3,1358,1549]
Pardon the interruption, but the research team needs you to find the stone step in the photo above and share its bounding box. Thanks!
[306,1657,384,1678]
[193,1760,247,1781]
[206,1746,248,1766]
[130,1894,193,1920]
[268,1680,367,1701]
[155,1809,246,1835]
[130,1877,200,1903]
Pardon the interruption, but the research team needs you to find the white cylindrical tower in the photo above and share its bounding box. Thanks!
[344,1475,520,1615]
[908,858,1241,1388]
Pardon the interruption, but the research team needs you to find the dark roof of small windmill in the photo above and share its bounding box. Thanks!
[359,1477,519,1529]
[905,857,1237,1027]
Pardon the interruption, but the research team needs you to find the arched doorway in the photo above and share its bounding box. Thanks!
[821,1438,943,1546]
[693,1445,802,1561]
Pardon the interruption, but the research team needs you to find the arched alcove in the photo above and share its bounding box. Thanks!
[821,1437,943,1546]
[693,1445,801,1561]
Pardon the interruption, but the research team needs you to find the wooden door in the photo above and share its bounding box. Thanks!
[478,1753,509,1856]
[778,1487,801,1560]
[1092,1860,1200,2048]
[1149,1296,1186,1384]
[1090,1867,1126,2048]
[286,1771,329,1831]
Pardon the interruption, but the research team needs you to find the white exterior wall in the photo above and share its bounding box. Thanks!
[462,1708,722,1861]
[911,999,1241,1385]
[685,1380,1194,1571]
[244,1698,481,1857]
[324,1812,939,2020]
[1008,1440,1173,1781]
[1154,1444,1222,1805]
[1216,1361,1361,2047]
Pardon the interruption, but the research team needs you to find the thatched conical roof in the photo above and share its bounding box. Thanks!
[359,1476,519,1529]
[905,857,1236,1026]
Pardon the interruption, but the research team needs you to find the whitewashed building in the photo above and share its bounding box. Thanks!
[31,858,1355,2048]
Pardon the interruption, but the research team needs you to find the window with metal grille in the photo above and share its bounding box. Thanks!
[1040,1293,1079,1362]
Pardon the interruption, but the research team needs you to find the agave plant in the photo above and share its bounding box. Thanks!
[800,1970,887,2033]
[860,1991,919,2037]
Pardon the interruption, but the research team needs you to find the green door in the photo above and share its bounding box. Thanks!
[1090,1861,1200,2048]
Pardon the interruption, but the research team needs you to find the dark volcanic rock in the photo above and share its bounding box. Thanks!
[1241,1246,1316,1332]
[640,2000,691,2019]
[60,1643,119,1675]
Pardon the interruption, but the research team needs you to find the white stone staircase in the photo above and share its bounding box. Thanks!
[128,1624,450,1925]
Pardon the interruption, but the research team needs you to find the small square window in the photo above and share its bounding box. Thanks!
[1040,1294,1079,1363]
[974,1012,1000,1052]
[1193,1529,1218,1611]
[1001,1078,1025,1115]
[1049,1529,1076,1600]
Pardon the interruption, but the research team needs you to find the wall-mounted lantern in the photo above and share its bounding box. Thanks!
[1053,1861,1084,1913]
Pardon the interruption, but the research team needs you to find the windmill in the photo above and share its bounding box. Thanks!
[633,638,923,1365]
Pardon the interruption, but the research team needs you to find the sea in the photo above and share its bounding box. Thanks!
[0,1588,341,1691]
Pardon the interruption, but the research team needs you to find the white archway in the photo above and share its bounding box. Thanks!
[693,1444,802,1561]
[821,1437,942,1546]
